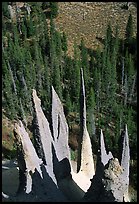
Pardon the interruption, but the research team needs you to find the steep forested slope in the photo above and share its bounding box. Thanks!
[2,2,137,191]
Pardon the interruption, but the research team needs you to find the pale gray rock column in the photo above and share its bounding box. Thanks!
[121,124,130,202]
[100,129,113,166]
[77,68,95,178]
[32,89,57,184]
[51,86,71,163]
[14,120,43,194]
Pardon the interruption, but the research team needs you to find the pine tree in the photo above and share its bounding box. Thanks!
[2,2,10,18]
[71,41,80,108]
[87,87,96,138]
[39,12,50,57]
[105,22,113,53]
[125,14,133,44]
[2,55,19,119]
[80,38,90,89]
[49,17,56,72]
[21,17,27,40]
[50,2,58,18]
[61,32,68,54]
[41,56,51,115]
[52,58,62,100]
[125,51,135,102]
[27,15,35,38]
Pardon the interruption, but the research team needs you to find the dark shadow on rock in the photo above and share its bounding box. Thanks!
[52,143,85,202]
[118,129,125,164]
[82,150,105,202]
[52,143,71,181]
[31,164,69,202]
[32,116,46,165]
[14,164,69,202]
[82,153,123,202]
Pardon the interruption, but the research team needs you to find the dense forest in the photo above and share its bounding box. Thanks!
[2,2,137,189]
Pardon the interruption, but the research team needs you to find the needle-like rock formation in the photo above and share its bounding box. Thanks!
[14,120,43,194]
[72,68,95,193]
[100,129,113,166]
[78,69,95,178]
[32,89,57,184]
[3,70,131,202]
[51,86,71,163]
[83,126,130,202]
[121,125,130,202]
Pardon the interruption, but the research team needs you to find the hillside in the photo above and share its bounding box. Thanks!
[2,2,137,200]
[54,2,137,56]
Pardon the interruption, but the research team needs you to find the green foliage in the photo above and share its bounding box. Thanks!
[50,2,59,18]
[42,2,58,18]
[80,38,90,88]
[61,32,68,53]
[71,41,80,107]
[125,14,133,43]
[2,2,10,18]
[70,149,77,161]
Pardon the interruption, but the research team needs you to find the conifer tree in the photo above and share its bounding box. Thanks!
[61,32,68,54]
[80,38,90,89]
[87,87,96,138]
[21,17,27,40]
[2,2,10,18]
[125,14,133,44]
[50,2,58,18]
[71,41,80,108]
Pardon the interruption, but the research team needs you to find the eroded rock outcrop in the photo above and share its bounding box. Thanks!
[72,68,95,193]
[3,70,131,202]
[83,126,130,202]
[13,120,68,202]
[51,86,71,164]
[14,120,43,194]
[78,69,95,178]
[100,129,113,166]
[32,89,57,184]
[121,125,130,202]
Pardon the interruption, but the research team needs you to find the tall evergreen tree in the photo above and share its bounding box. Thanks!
[125,14,133,44]
[80,38,90,90]
[87,87,96,138]
[61,31,68,54]
[49,2,59,18]
[71,41,80,108]
[2,2,10,18]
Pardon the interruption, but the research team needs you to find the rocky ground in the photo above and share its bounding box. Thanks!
[54,2,137,57]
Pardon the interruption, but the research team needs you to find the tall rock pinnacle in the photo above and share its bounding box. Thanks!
[100,129,113,166]
[77,68,95,178]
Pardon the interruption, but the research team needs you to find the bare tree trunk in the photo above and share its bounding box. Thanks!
[124,74,128,106]
[129,73,136,102]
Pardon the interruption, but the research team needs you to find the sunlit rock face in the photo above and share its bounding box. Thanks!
[100,129,113,166]
[51,86,71,163]
[121,125,130,202]
[14,120,43,194]
[32,89,57,184]
[82,127,130,202]
[79,69,95,179]
[72,68,95,193]
[14,120,69,202]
